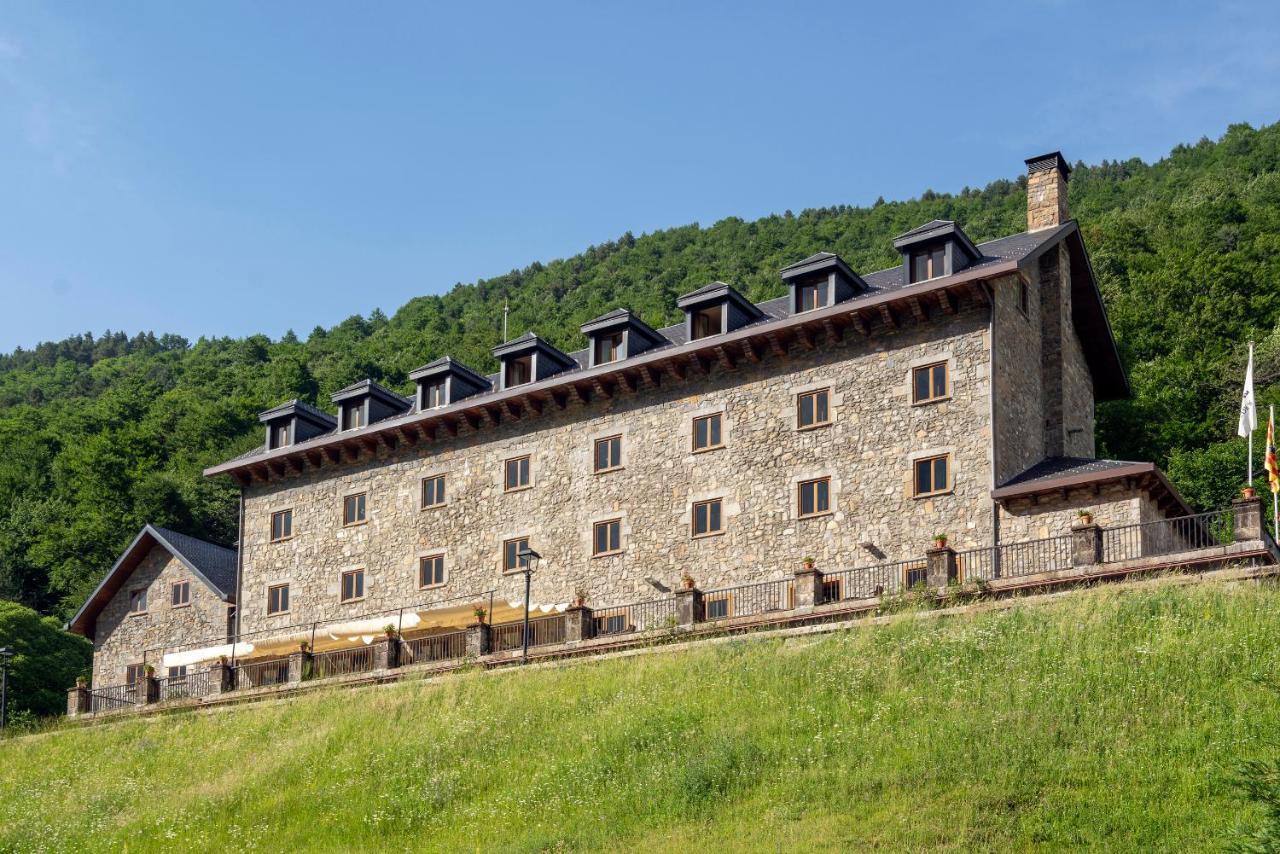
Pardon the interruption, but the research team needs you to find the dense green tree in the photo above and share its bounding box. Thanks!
[0,600,92,722]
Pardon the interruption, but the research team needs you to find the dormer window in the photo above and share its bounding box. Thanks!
[492,333,576,391]
[580,309,666,369]
[692,305,723,340]
[506,355,532,387]
[330,380,412,430]
[422,379,446,409]
[779,253,866,315]
[797,280,828,312]
[594,331,623,365]
[258,400,337,450]
[910,246,945,283]
[341,403,365,431]
[409,357,491,410]
[270,423,290,449]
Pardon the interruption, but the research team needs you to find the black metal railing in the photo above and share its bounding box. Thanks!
[233,657,290,690]
[591,598,679,636]
[821,558,928,602]
[310,646,375,679]
[89,683,136,714]
[701,578,794,620]
[402,630,468,664]
[996,534,1075,578]
[1101,509,1234,564]
[954,547,995,582]
[159,668,213,702]
[491,614,567,652]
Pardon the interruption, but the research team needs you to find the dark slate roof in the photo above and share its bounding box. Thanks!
[779,252,837,272]
[991,456,1193,517]
[258,399,337,426]
[1026,151,1071,178]
[330,379,413,407]
[66,525,238,637]
[893,219,955,241]
[409,356,493,388]
[997,457,1148,489]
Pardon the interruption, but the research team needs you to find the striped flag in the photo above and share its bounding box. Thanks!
[1267,406,1279,495]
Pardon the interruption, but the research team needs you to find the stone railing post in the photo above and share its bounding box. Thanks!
[372,637,400,670]
[66,683,90,717]
[288,650,312,684]
[206,660,231,697]
[792,565,823,610]
[137,674,159,707]
[564,606,594,643]
[1233,494,1265,542]
[674,586,703,629]
[1071,523,1103,566]
[465,623,491,657]
[926,546,957,588]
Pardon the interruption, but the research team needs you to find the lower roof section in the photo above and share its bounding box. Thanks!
[992,456,1192,517]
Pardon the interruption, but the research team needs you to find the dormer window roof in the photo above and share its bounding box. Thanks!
[676,282,764,342]
[779,252,866,314]
[893,220,982,283]
[408,357,491,410]
[580,309,667,367]
[491,332,577,390]
[330,380,412,431]
[258,400,336,449]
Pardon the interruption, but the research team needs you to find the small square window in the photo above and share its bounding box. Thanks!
[692,413,723,452]
[593,436,622,473]
[505,355,532,387]
[909,246,946,283]
[342,404,366,431]
[913,454,951,497]
[692,498,723,537]
[504,456,531,491]
[423,380,446,409]
[705,595,731,619]
[340,569,365,603]
[797,388,831,429]
[594,331,623,365]
[419,554,445,588]
[271,423,290,449]
[905,561,929,588]
[691,305,723,340]
[593,519,622,556]
[171,581,191,607]
[270,509,293,541]
[912,362,949,404]
[798,477,831,518]
[343,493,367,526]
[129,588,148,614]
[796,279,828,313]
[125,663,145,685]
[267,584,290,615]
[167,665,188,680]
[503,537,531,572]
[421,474,446,509]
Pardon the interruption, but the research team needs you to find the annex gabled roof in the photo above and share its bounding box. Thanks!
[330,378,413,409]
[66,525,237,637]
[992,456,1192,517]
[409,356,492,388]
[892,219,982,261]
[258,399,337,427]
[778,252,866,289]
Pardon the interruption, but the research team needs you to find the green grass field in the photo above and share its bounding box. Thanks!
[3,577,1279,852]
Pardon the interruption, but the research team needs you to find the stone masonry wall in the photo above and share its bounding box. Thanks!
[1027,168,1067,231]
[238,306,996,637]
[991,272,1043,485]
[91,546,230,687]
[1058,244,1096,458]
[997,482,1145,542]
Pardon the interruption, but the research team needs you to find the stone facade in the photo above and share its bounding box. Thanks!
[237,304,996,638]
[1027,164,1068,231]
[91,545,231,686]
[997,481,1153,542]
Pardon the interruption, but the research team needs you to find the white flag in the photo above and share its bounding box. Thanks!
[1239,342,1257,437]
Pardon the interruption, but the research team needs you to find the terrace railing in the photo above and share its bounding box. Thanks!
[310,646,375,680]
[233,657,290,690]
[159,668,213,702]
[821,558,928,602]
[491,614,567,653]
[996,534,1075,579]
[1101,509,1234,564]
[402,630,468,664]
[701,578,794,620]
[89,683,136,714]
[591,597,679,637]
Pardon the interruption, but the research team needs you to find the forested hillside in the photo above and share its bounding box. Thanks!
[3,121,1279,619]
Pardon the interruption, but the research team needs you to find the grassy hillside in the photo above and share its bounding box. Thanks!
[3,121,1280,618]
[2,579,1278,851]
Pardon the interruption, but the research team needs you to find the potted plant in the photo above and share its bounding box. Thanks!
[383,624,398,639]
[800,556,816,572]
[473,606,487,624]
[1243,485,1258,499]
[1076,509,1094,526]
[299,641,310,653]
[573,588,587,608]
[681,572,695,590]
[143,663,155,678]
[75,676,87,689]
[932,533,948,549]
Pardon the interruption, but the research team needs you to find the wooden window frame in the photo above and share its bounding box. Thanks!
[125,663,145,686]
[340,568,366,604]
[912,453,952,498]
[911,361,950,406]
[692,412,724,453]
[796,388,832,430]
[505,355,533,387]
[271,423,290,450]
[796,280,828,313]
[594,331,623,365]
[418,553,446,590]
[909,246,946,283]
[342,492,367,527]
[502,536,531,574]
[691,498,724,538]
[592,518,623,557]
[170,581,191,609]
[704,593,731,619]
[504,455,531,492]
[342,403,366,431]
[593,435,623,474]
[266,583,290,616]
[270,508,293,542]
[128,588,148,615]
[420,474,447,510]
[691,305,723,341]
[422,379,446,410]
[797,477,832,519]
[904,561,929,589]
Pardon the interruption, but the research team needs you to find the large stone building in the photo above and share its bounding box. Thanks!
[70,151,1195,687]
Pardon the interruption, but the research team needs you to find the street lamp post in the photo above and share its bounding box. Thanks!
[0,647,13,734]
[515,546,542,664]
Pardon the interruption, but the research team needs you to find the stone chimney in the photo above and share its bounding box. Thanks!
[1025,151,1071,231]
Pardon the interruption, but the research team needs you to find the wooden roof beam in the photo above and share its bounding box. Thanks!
[741,339,762,364]
[765,332,788,358]
[937,289,956,314]
[714,345,736,371]
[822,318,843,345]
[849,311,868,336]
[795,325,816,351]
[906,296,927,323]
[878,304,897,329]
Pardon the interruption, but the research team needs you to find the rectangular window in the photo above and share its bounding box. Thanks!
[912,362,948,404]
[423,379,446,409]
[419,554,445,588]
[270,508,293,541]
[594,331,623,365]
[593,435,622,473]
[505,355,532,387]
[267,583,290,615]
[909,246,946,283]
[797,280,828,312]
[125,663,145,685]
[692,413,723,452]
[504,455,531,491]
[601,613,626,634]
[271,423,290,449]
[1019,279,1030,316]
[342,403,365,431]
[503,537,531,572]
[692,498,723,537]
[705,595,730,619]
[421,474,446,509]
[167,665,188,680]
[343,492,367,526]
[340,569,365,603]
[913,454,951,497]
[171,581,191,607]
[798,477,831,518]
[129,588,147,614]
[821,578,843,604]
[593,519,622,555]
[691,305,723,340]
[905,561,929,589]
[797,388,831,429]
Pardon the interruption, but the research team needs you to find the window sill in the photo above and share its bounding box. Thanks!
[342,520,368,529]
[266,610,291,618]
[797,510,834,521]
[691,530,725,540]
[420,503,446,512]
[593,466,624,475]
[911,396,951,408]
[503,485,533,494]
[913,488,954,500]
[339,597,366,606]
[171,603,191,610]
[418,581,447,591]
[691,444,725,455]
[591,549,624,559]
[796,421,832,432]
[269,536,294,544]
[127,611,148,618]
[501,567,532,576]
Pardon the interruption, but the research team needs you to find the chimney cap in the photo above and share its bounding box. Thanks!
[1025,151,1071,180]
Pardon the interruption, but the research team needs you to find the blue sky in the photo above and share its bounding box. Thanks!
[1,2,1277,352]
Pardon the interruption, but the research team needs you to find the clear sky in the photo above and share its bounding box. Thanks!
[1,2,1277,352]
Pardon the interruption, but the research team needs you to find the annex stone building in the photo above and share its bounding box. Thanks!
[68,152,1198,692]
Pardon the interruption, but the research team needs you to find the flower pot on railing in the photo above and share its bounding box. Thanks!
[1243,486,1257,500]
